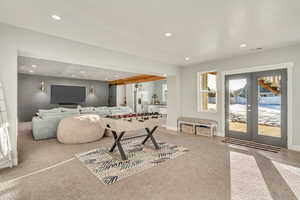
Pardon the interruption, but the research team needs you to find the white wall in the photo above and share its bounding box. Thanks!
[166,69,182,129]
[0,23,178,166]
[180,44,300,149]
[126,84,134,110]
[116,85,125,106]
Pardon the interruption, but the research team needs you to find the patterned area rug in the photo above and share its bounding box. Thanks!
[76,139,189,185]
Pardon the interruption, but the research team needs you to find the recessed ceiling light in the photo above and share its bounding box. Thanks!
[164,32,172,37]
[240,44,247,48]
[51,15,61,21]
[29,70,34,73]
[185,57,190,61]
[32,65,37,68]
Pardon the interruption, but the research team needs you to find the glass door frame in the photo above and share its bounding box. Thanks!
[225,73,252,141]
[252,69,287,147]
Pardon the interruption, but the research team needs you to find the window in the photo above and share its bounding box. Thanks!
[197,71,217,112]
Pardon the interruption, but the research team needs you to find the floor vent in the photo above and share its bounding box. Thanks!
[222,137,281,153]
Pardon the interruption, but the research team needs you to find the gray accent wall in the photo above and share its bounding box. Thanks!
[18,74,109,122]
[108,85,117,107]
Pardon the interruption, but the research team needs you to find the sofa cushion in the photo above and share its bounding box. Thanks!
[109,106,133,116]
[95,106,108,111]
[40,112,79,119]
[79,107,95,113]
[94,107,110,115]
[119,106,133,113]
[38,108,63,117]
[39,108,62,113]
[108,107,121,111]
[81,110,97,114]
[62,108,80,114]
[32,116,66,140]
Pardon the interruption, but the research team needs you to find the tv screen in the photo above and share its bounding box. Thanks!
[51,85,86,104]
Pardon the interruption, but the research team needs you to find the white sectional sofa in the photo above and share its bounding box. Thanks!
[32,106,133,140]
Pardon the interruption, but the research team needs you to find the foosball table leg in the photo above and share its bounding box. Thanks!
[142,126,160,150]
[109,131,127,160]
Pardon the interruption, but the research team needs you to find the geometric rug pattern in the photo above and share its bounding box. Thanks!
[76,139,189,185]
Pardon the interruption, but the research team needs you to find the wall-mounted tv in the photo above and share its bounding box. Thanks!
[51,85,86,104]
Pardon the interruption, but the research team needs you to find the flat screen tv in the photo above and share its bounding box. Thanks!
[51,85,86,104]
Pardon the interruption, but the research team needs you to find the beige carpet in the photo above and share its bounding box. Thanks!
[0,122,300,200]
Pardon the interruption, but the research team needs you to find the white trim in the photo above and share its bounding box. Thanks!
[12,156,18,166]
[215,132,225,137]
[223,62,293,75]
[220,72,226,137]
[0,160,12,169]
[165,126,178,131]
[289,145,300,152]
[221,62,294,149]
[197,71,218,113]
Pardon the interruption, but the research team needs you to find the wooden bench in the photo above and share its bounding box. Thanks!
[177,117,217,137]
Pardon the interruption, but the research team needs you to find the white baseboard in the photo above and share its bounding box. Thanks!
[0,159,13,169]
[289,144,300,152]
[0,162,9,169]
[216,132,225,137]
[165,126,178,131]
[12,157,18,166]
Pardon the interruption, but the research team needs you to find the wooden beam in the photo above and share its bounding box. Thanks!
[208,72,217,75]
[109,75,166,85]
[258,80,280,95]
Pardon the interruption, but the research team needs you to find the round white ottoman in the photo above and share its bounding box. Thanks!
[57,115,105,144]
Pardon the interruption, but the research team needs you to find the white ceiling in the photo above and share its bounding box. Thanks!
[18,56,140,81]
[1,0,300,65]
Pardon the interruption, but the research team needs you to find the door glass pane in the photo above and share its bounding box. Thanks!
[229,79,247,133]
[257,75,281,137]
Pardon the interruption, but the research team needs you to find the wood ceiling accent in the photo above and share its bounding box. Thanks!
[208,72,217,75]
[109,75,166,85]
[258,79,280,95]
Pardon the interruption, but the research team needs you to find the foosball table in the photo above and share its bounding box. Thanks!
[102,113,165,160]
